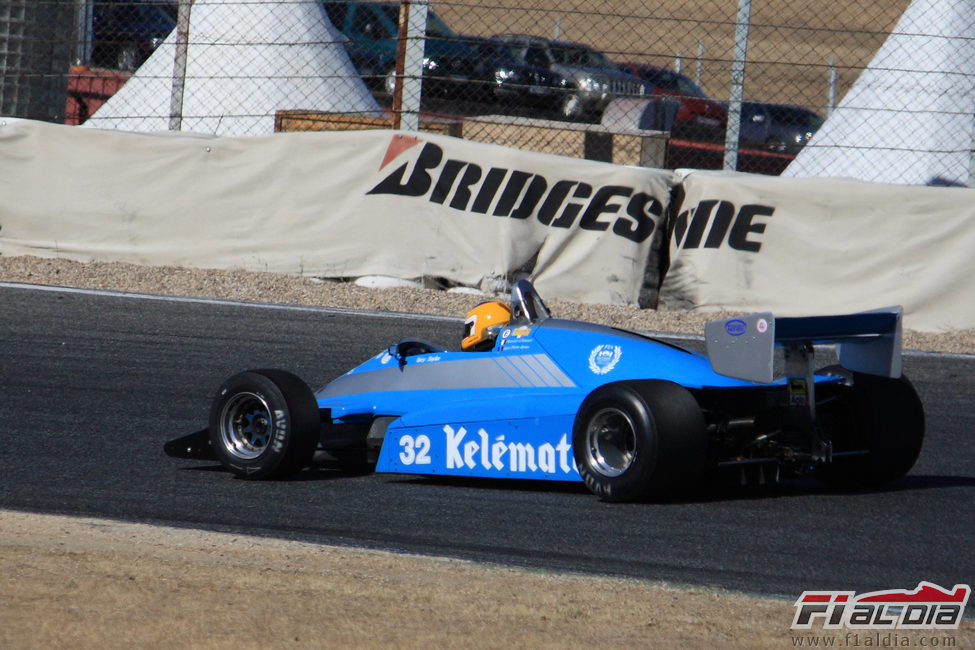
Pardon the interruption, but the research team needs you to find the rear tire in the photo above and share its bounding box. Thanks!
[819,373,924,486]
[208,370,320,479]
[572,381,706,502]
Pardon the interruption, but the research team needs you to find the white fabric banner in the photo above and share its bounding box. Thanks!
[660,170,975,332]
[84,0,380,136]
[0,119,672,306]
[783,0,975,186]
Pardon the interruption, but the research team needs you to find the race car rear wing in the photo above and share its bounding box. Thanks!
[705,307,903,384]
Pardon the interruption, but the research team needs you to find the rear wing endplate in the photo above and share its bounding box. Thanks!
[705,307,903,384]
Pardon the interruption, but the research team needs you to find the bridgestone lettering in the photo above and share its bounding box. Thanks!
[672,199,774,252]
[368,142,662,243]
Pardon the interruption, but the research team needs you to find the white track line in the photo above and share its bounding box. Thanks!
[0,281,458,323]
[2,282,971,360]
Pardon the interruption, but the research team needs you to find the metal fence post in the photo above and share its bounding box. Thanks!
[723,0,752,172]
[392,0,426,132]
[695,41,704,87]
[969,112,975,187]
[827,55,837,117]
[168,0,193,131]
[400,0,427,131]
[74,0,93,64]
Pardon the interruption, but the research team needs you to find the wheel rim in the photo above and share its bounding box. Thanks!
[218,391,274,460]
[562,94,582,120]
[584,407,637,477]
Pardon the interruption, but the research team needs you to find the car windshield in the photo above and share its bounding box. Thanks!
[550,44,613,68]
[769,106,824,128]
[95,0,177,27]
[672,75,705,98]
[378,4,455,38]
[643,67,705,97]
[472,41,518,64]
[132,3,176,22]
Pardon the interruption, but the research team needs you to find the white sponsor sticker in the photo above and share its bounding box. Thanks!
[588,345,622,375]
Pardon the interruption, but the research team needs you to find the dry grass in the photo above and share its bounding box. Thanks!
[4,511,973,649]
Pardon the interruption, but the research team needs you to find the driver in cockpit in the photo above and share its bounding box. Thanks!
[461,301,511,351]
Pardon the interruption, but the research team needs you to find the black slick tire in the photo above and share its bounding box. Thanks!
[572,380,706,502]
[819,373,924,486]
[208,369,320,479]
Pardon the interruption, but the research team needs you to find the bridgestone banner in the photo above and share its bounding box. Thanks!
[0,119,673,306]
[5,119,975,332]
[660,170,975,332]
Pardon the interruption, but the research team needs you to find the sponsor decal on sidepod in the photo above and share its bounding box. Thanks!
[383,424,579,480]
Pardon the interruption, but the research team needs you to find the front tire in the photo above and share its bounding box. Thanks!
[208,370,320,479]
[572,381,706,502]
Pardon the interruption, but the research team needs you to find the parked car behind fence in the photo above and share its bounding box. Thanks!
[344,43,387,92]
[493,34,649,122]
[462,35,568,111]
[618,62,727,142]
[738,102,824,154]
[91,0,177,71]
[323,0,475,98]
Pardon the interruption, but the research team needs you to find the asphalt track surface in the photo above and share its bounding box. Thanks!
[2,283,974,606]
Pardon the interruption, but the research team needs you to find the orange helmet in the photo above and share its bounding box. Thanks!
[462,301,511,351]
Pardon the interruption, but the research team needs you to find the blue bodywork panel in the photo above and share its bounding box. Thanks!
[315,317,783,482]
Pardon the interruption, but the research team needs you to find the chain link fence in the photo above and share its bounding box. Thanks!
[7,0,969,183]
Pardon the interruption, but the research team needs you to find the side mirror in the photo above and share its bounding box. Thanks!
[387,342,413,369]
[510,278,551,324]
[388,340,444,367]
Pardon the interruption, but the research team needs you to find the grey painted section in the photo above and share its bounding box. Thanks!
[319,352,576,398]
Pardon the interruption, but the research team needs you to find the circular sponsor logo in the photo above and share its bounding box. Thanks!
[725,319,747,337]
[757,318,769,334]
[588,345,622,375]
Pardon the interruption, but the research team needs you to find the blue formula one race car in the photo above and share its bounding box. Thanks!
[165,280,924,502]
